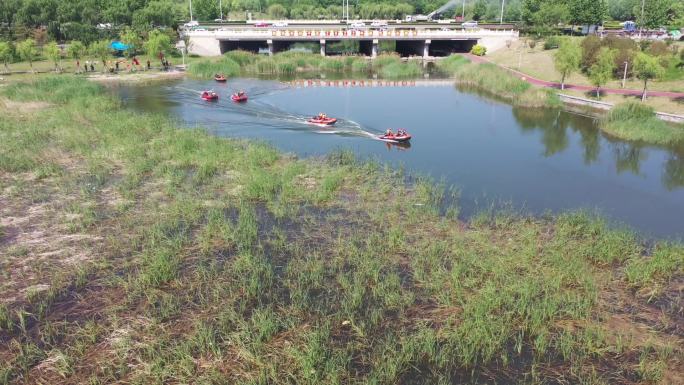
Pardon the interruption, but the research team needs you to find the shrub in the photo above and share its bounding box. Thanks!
[470,44,487,56]
[319,57,344,72]
[436,54,469,74]
[543,36,560,50]
[373,53,402,69]
[188,57,240,79]
[581,35,602,70]
[256,58,277,73]
[225,50,258,66]
[602,101,684,145]
[647,41,669,57]
[351,59,370,72]
[277,60,296,74]
[380,61,422,78]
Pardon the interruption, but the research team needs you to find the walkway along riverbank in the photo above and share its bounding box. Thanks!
[463,53,684,123]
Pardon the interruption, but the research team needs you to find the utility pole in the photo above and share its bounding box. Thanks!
[622,61,628,88]
[639,0,645,38]
[189,0,193,21]
[462,0,465,20]
[219,0,222,21]
[500,0,505,24]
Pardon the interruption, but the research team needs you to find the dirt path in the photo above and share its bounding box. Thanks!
[464,53,684,99]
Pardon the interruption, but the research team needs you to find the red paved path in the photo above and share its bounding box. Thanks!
[463,53,684,99]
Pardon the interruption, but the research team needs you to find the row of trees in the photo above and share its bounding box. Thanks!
[552,36,674,100]
[523,0,684,34]
[1,0,682,43]
[0,30,172,73]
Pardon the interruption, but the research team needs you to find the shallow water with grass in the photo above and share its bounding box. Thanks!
[113,77,684,238]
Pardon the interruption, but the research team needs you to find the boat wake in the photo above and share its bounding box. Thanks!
[170,82,385,141]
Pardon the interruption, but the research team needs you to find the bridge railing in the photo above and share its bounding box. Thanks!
[186,28,518,39]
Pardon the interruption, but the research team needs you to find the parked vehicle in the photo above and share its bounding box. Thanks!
[350,21,366,29]
[405,15,429,22]
[273,21,289,27]
[371,21,388,28]
[255,22,271,27]
[462,20,478,28]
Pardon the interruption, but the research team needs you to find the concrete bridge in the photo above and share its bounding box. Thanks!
[289,79,456,88]
[184,26,518,58]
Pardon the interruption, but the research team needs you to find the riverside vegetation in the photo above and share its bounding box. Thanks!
[0,77,683,384]
[602,101,684,146]
[189,51,423,79]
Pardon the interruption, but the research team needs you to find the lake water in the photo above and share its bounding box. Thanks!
[113,77,684,238]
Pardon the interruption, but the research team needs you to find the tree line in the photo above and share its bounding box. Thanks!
[551,35,682,100]
[0,29,173,73]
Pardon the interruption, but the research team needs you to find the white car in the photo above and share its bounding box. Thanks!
[462,20,478,28]
[273,21,289,27]
[184,20,199,28]
[350,22,366,29]
[371,21,387,28]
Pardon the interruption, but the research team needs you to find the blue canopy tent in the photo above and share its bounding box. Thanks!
[110,41,130,51]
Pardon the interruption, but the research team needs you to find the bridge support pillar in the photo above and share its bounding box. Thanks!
[372,39,378,58]
[267,40,274,56]
[320,39,326,57]
[423,40,431,59]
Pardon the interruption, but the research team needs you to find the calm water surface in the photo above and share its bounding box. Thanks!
[114,77,684,238]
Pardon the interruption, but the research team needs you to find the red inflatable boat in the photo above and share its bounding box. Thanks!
[307,115,337,126]
[378,130,412,142]
[201,91,218,101]
[231,93,248,102]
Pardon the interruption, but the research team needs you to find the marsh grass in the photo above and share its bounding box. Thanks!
[439,55,560,108]
[602,101,684,145]
[188,51,428,79]
[0,76,681,385]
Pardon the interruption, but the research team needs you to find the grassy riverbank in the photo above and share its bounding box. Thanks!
[437,55,561,108]
[188,51,423,79]
[601,101,684,145]
[1,77,683,385]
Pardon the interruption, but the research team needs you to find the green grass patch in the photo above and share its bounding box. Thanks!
[602,101,684,145]
[441,57,560,108]
[379,61,422,79]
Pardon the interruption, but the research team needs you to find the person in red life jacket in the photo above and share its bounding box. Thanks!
[385,129,394,137]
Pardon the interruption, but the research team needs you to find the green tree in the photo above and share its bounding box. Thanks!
[553,38,581,90]
[193,0,219,20]
[16,38,38,72]
[267,4,288,19]
[632,52,664,101]
[569,0,607,27]
[473,0,488,21]
[607,0,638,20]
[636,0,672,29]
[523,0,570,35]
[67,40,86,72]
[144,29,172,66]
[89,40,111,71]
[44,41,61,72]
[589,47,615,98]
[0,41,13,74]
[120,27,142,58]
